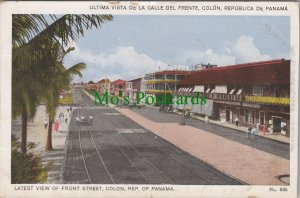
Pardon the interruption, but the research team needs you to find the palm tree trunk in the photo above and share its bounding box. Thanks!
[21,105,28,153]
[46,119,53,150]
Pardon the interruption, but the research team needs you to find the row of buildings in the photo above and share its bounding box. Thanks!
[75,59,290,136]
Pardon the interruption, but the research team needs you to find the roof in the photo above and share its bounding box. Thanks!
[97,78,110,84]
[147,70,191,76]
[127,78,142,82]
[179,59,290,86]
[111,79,126,85]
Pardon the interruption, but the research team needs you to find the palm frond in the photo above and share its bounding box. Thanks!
[65,63,86,78]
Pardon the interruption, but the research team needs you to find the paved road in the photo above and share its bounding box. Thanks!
[130,107,289,160]
[62,89,243,184]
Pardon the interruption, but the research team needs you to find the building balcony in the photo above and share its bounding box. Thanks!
[145,89,175,94]
[205,93,244,101]
[145,79,178,84]
[245,96,290,105]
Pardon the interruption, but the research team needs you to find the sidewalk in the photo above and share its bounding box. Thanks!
[150,105,289,144]
[42,106,73,184]
[184,112,290,144]
[12,105,72,184]
[116,107,289,185]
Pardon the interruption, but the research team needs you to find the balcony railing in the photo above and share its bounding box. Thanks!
[206,93,243,101]
[145,89,175,94]
[245,96,290,105]
[145,79,178,84]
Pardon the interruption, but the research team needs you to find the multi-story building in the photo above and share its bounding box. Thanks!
[97,78,110,94]
[176,59,290,136]
[126,78,142,103]
[144,70,191,105]
[111,79,126,96]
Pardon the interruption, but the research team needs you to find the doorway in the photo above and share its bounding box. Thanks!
[272,116,282,133]
[226,109,230,122]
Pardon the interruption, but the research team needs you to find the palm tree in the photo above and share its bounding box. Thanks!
[44,47,86,150]
[12,14,113,153]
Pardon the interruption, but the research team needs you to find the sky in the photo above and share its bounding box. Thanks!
[63,15,290,83]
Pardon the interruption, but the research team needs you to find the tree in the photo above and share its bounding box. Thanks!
[44,47,86,150]
[12,14,113,153]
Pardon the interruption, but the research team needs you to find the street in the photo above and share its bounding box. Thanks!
[62,89,242,184]
[130,107,289,160]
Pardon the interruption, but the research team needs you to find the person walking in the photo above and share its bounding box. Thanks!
[65,115,68,123]
[44,118,48,129]
[251,126,257,140]
[256,122,260,134]
[262,124,267,135]
[54,120,59,132]
[235,117,239,127]
[247,125,252,139]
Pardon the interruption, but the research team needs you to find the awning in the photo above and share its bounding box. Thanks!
[215,85,227,94]
[193,85,204,92]
[229,88,235,94]
[236,88,243,95]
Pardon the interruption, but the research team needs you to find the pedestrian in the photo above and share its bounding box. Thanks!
[54,120,59,132]
[256,122,260,133]
[61,113,64,123]
[262,124,267,135]
[67,108,69,113]
[70,106,72,112]
[89,115,93,123]
[251,127,257,140]
[76,116,80,124]
[65,116,68,123]
[235,117,239,127]
[246,125,252,139]
[44,118,48,129]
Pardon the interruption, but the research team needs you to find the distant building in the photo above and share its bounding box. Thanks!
[144,70,191,105]
[111,79,126,96]
[177,59,290,136]
[195,63,217,70]
[126,78,142,103]
[97,78,110,94]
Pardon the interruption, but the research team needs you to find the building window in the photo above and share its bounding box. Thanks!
[252,86,263,95]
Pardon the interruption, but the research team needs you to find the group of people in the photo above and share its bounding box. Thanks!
[43,106,73,132]
[234,117,267,140]
[246,124,259,140]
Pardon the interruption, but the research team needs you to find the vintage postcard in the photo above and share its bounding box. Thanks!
[0,1,299,197]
